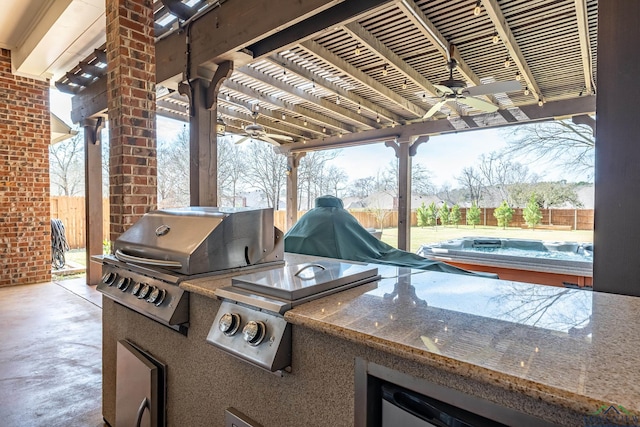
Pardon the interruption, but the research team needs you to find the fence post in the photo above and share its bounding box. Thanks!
[574,209,578,230]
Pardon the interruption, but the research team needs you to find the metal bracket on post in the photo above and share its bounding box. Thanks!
[84,117,104,145]
[572,114,596,135]
[206,60,234,110]
[178,82,193,116]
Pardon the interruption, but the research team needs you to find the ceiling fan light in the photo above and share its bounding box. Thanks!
[354,45,361,56]
[322,127,326,133]
[216,117,226,135]
[225,93,230,101]
[303,119,308,126]
[402,79,407,90]
[473,1,481,16]
[336,96,341,105]
[515,72,521,81]
[504,57,511,68]
[376,114,381,123]
[382,65,388,77]
[538,99,544,107]
[422,93,427,102]
[524,87,530,96]
[282,113,286,120]
[492,32,499,44]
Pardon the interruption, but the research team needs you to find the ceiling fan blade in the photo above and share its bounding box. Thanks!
[423,100,448,119]
[465,80,521,97]
[235,136,250,145]
[265,133,294,141]
[260,136,281,146]
[434,84,454,96]
[457,96,499,113]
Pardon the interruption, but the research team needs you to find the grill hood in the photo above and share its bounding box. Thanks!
[113,207,283,275]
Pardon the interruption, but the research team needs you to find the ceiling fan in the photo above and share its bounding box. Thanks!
[423,44,521,119]
[235,111,294,146]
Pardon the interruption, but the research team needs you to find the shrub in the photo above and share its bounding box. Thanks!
[467,203,481,228]
[494,200,515,229]
[523,194,543,229]
[426,202,438,227]
[438,202,450,226]
[450,204,462,228]
[417,202,428,227]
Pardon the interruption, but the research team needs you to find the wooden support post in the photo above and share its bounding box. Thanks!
[285,152,305,231]
[84,117,104,285]
[187,62,233,207]
[385,136,427,251]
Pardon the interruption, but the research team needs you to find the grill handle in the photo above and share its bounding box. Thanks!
[115,249,182,269]
[294,263,326,279]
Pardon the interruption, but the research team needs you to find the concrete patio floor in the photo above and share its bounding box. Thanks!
[0,277,104,427]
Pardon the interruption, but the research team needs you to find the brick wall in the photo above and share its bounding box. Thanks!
[106,0,157,242]
[0,49,51,287]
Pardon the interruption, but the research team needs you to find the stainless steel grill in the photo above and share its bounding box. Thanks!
[97,207,284,334]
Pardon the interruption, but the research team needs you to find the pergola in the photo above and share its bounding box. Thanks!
[9,0,640,296]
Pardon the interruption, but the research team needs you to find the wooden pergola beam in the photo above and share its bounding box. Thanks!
[265,54,404,124]
[395,0,499,106]
[278,96,596,153]
[481,0,544,103]
[236,66,379,129]
[222,79,357,133]
[574,0,594,94]
[299,40,429,119]
[220,97,323,138]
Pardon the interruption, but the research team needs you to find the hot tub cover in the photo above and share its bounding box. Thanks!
[284,196,492,277]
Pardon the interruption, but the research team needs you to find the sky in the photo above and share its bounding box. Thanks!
[50,90,591,189]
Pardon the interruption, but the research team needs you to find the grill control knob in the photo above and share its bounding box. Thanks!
[137,284,152,299]
[131,282,143,296]
[219,313,241,336]
[242,321,266,346]
[116,277,131,291]
[146,287,165,306]
[101,272,117,286]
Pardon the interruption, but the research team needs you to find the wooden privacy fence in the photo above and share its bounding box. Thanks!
[50,197,109,249]
[274,207,594,232]
[51,197,594,249]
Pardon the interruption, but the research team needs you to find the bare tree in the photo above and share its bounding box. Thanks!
[297,151,339,209]
[478,152,539,204]
[346,177,377,199]
[50,131,84,196]
[218,137,247,206]
[157,127,189,207]
[323,165,349,197]
[456,166,485,206]
[501,119,595,179]
[244,141,287,209]
[382,160,435,197]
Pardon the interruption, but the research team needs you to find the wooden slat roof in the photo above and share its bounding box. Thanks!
[58,0,598,148]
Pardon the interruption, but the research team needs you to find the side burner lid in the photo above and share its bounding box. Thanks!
[231,259,378,301]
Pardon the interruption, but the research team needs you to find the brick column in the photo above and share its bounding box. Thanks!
[106,0,157,242]
[0,49,51,286]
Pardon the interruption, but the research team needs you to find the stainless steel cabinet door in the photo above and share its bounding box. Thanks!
[116,340,165,427]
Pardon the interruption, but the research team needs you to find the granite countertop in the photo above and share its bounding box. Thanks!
[182,255,640,417]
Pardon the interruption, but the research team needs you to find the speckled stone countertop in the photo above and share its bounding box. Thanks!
[182,254,640,418]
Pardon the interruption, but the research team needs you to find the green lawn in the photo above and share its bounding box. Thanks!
[380,225,593,253]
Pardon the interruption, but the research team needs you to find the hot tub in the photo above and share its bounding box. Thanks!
[416,237,593,288]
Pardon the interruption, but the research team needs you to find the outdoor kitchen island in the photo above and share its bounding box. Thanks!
[101,253,640,427]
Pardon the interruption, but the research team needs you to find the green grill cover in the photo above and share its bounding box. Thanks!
[284,196,493,277]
